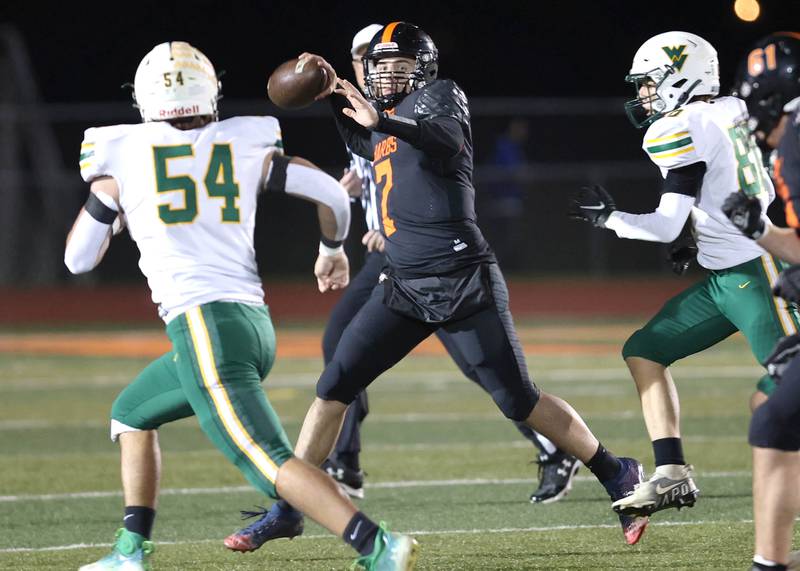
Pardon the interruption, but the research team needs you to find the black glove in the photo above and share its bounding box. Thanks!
[765,333,800,382]
[773,265,800,304]
[667,236,698,275]
[568,184,616,228]
[722,192,765,239]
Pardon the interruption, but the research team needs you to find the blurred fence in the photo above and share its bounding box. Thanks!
[1,24,711,286]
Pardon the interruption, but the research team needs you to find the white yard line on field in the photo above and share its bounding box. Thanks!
[0,471,749,504]
[0,364,765,392]
[0,518,754,554]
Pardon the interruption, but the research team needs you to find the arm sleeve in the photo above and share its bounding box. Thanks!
[604,192,695,243]
[329,94,373,160]
[283,163,351,241]
[64,191,119,274]
[375,113,464,159]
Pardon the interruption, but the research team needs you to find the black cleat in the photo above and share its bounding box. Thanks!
[529,452,581,504]
[322,457,365,499]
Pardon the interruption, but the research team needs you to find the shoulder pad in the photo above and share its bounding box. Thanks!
[413,79,469,124]
[220,116,284,152]
[643,111,699,170]
[79,125,134,183]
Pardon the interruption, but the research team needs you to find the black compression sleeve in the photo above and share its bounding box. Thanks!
[663,161,707,197]
[376,113,464,159]
[84,192,117,224]
[328,94,373,160]
[264,154,291,193]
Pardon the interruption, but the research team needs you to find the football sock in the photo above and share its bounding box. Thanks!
[653,437,685,467]
[123,506,155,540]
[342,511,380,556]
[337,452,361,471]
[586,443,622,483]
[275,499,301,517]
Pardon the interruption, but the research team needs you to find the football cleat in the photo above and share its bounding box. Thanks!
[223,504,304,552]
[612,463,699,517]
[602,457,650,545]
[78,528,154,571]
[323,457,366,499]
[529,451,581,504]
[353,522,419,571]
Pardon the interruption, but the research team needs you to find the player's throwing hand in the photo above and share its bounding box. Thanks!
[334,78,379,129]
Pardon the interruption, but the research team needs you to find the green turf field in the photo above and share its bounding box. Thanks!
[0,320,790,570]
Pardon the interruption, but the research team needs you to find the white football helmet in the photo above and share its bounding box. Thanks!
[133,41,220,122]
[625,31,720,128]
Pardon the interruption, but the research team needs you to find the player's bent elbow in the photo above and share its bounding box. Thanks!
[64,255,92,274]
[64,247,95,274]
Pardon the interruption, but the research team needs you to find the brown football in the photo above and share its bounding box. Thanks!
[267,58,329,109]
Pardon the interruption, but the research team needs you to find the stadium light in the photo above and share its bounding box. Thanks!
[734,0,761,22]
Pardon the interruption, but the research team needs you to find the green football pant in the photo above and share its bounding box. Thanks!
[623,255,800,396]
[111,302,293,498]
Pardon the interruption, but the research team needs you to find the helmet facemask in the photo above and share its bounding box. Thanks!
[625,66,703,128]
[364,50,437,110]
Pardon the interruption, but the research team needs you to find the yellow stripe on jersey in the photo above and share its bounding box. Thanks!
[651,146,695,160]
[645,131,690,145]
[81,142,95,149]
[760,255,798,335]
[186,307,279,482]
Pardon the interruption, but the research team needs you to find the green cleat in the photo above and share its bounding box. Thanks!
[352,523,418,571]
[79,528,154,571]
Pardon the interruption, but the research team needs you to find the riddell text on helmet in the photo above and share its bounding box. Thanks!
[159,104,201,118]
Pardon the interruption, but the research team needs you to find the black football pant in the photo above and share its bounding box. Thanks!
[750,352,800,451]
[318,263,541,434]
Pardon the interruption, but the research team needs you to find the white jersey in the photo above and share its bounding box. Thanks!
[642,96,774,270]
[79,117,282,322]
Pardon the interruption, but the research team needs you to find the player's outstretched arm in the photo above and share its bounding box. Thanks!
[573,163,704,243]
[64,177,122,274]
[261,152,351,292]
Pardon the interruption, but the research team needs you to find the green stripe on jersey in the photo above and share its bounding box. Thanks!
[646,137,693,154]
[79,151,94,161]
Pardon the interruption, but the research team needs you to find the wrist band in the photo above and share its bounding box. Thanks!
[319,241,344,256]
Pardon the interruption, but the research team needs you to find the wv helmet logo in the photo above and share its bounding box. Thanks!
[662,45,688,71]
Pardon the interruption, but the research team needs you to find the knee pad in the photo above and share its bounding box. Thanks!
[490,386,539,422]
[110,394,148,442]
[316,361,359,405]
[622,328,671,365]
[749,399,800,451]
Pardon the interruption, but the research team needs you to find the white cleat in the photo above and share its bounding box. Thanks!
[612,464,699,517]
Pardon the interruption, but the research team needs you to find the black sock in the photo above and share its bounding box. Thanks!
[342,512,380,556]
[653,437,685,467]
[123,506,156,540]
[752,561,787,570]
[337,452,361,471]
[586,443,622,483]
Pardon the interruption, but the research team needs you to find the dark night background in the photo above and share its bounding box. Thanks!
[1,0,798,284]
[5,0,798,101]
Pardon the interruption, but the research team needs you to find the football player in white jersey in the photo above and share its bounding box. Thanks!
[570,31,799,518]
[66,41,417,571]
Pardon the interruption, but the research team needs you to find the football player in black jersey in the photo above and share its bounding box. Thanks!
[723,32,800,571]
[320,23,581,507]
[225,22,649,555]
